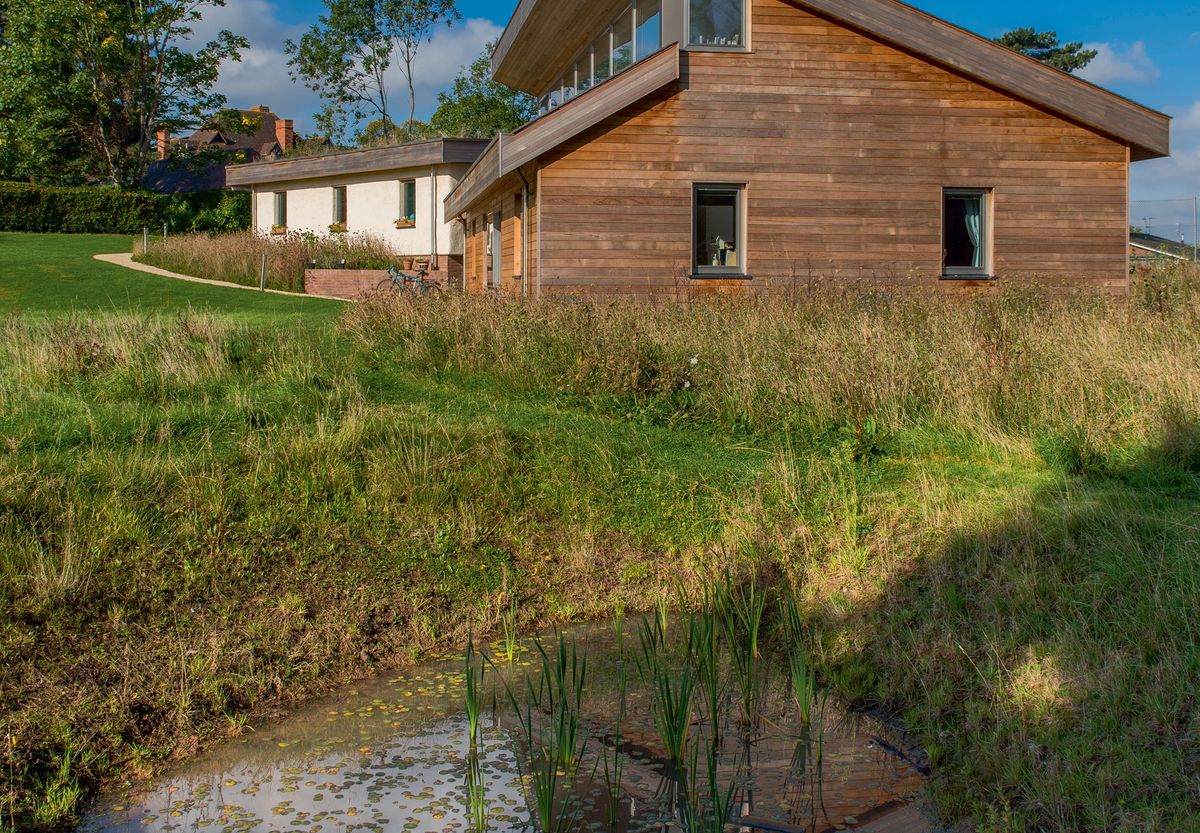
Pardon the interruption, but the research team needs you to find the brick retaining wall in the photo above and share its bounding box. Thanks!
[304,256,463,300]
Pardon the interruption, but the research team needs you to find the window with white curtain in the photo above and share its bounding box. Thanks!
[943,189,990,276]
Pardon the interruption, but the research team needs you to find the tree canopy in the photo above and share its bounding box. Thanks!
[286,0,459,145]
[0,0,246,188]
[429,42,538,138]
[993,28,1098,73]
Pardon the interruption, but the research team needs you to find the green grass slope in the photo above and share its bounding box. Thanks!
[1,234,1198,833]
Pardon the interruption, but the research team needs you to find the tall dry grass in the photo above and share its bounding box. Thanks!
[133,231,402,292]
[345,272,1200,456]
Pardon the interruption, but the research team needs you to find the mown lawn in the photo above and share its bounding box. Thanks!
[0,233,341,323]
[1,234,1198,833]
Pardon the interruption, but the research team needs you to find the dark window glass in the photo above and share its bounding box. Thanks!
[694,185,743,274]
[943,190,987,274]
[690,0,745,47]
[613,8,634,72]
[401,180,417,225]
[636,0,662,60]
[333,186,347,225]
[593,30,612,83]
[576,53,593,93]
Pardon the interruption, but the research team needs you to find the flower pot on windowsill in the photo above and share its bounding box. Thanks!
[328,222,348,234]
[270,225,287,236]
[394,219,416,229]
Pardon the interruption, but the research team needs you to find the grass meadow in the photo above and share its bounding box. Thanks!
[132,230,402,293]
[1,233,1199,832]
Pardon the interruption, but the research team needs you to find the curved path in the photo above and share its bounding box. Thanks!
[93,253,347,302]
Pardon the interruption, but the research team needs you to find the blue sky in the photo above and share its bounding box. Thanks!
[198,0,1200,219]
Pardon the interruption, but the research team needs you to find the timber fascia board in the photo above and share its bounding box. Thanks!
[446,44,682,218]
[225,139,491,187]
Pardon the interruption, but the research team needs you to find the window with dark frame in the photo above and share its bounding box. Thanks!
[272,192,286,228]
[942,188,990,277]
[333,186,348,226]
[693,184,745,276]
[400,180,417,226]
[690,0,746,47]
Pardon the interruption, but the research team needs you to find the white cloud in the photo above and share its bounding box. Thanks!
[1078,41,1160,85]
[1131,141,1200,201]
[382,18,503,122]
[184,2,499,136]
[1177,102,1200,132]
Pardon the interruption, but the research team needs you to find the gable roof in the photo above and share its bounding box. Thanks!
[492,0,1169,160]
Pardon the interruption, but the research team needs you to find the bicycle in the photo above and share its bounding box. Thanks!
[376,265,442,295]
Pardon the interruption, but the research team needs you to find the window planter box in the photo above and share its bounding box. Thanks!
[394,219,416,229]
[328,222,348,234]
[270,225,287,236]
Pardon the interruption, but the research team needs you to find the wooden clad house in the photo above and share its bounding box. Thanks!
[445,0,1171,297]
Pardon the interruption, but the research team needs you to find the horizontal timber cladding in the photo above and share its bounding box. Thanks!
[461,167,539,296]
[531,0,1131,297]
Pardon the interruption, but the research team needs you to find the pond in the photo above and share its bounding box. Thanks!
[80,616,937,833]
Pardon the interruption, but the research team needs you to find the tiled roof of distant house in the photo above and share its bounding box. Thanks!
[144,106,295,193]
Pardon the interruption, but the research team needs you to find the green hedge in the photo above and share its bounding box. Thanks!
[0,183,249,234]
[160,191,251,233]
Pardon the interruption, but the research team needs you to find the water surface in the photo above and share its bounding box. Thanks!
[81,621,935,833]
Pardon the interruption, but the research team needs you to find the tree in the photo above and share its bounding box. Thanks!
[0,0,246,187]
[993,28,1097,73]
[390,0,459,130]
[430,42,538,138]
[286,0,459,144]
[356,117,436,145]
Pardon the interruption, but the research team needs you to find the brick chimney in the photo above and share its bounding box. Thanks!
[251,105,271,113]
[156,129,171,160]
[275,118,295,151]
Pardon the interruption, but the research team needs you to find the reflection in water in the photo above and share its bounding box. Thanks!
[81,622,934,833]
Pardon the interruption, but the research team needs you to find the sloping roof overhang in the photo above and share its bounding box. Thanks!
[225,139,491,187]
[492,0,1169,160]
[446,44,682,217]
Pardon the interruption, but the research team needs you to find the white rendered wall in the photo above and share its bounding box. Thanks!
[251,164,470,259]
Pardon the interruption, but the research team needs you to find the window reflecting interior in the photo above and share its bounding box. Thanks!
[637,0,662,60]
[694,185,741,273]
[943,191,986,272]
[690,0,745,47]
[613,8,634,73]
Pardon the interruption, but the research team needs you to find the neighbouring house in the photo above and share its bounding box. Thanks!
[445,0,1172,298]
[144,106,296,193]
[224,139,492,286]
[1130,232,1198,263]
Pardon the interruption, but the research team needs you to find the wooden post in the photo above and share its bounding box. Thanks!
[260,254,267,292]
[143,228,149,255]
[163,222,168,240]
